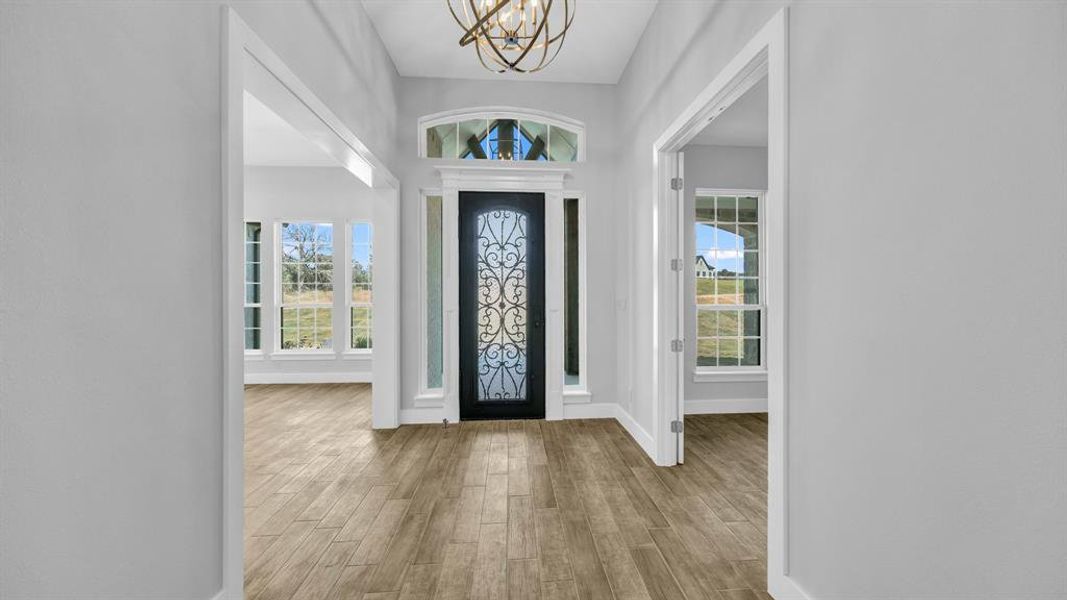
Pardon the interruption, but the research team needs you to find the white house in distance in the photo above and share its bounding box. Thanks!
[695,255,715,278]
[1,2,1065,600]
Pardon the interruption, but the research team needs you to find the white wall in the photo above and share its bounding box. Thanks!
[394,77,620,412]
[243,166,376,382]
[0,2,399,598]
[682,145,768,410]
[619,1,1067,597]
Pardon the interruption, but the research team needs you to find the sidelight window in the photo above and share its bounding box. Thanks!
[424,194,444,389]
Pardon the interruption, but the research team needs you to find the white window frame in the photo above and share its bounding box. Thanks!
[562,191,590,401]
[417,189,445,402]
[346,220,374,355]
[243,221,264,356]
[418,107,586,162]
[273,219,336,355]
[692,188,767,382]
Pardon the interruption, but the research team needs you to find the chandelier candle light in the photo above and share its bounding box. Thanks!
[448,0,575,73]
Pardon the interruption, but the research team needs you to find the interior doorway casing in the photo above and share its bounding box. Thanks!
[649,8,805,599]
[221,8,400,599]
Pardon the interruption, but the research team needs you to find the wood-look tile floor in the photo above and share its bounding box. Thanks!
[244,383,770,600]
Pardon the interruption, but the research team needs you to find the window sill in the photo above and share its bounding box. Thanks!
[244,351,265,361]
[692,369,767,383]
[563,389,593,403]
[342,350,373,361]
[414,391,445,408]
[270,351,336,361]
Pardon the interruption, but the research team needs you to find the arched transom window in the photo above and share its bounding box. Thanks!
[419,108,584,162]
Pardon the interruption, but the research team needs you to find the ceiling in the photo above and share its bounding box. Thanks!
[689,77,769,147]
[362,0,660,84]
[243,91,340,167]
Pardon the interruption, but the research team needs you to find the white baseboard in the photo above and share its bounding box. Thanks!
[561,401,616,419]
[244,371,372,385]
[613,405,656,460]
[399,406,445,425]
[398,400,655,463]
[685,397,767,414]
[769,574,814,600]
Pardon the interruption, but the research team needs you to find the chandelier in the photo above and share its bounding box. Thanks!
[447,0,576,74]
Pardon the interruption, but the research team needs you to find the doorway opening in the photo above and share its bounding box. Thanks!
[458,191,547,420]
[222,9,400,598]
[650,9,802,599]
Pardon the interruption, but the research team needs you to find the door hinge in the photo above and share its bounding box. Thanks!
[670,177,684,191]
[670,339,684,353]
[670,258,682,272]
[670,420,684,433]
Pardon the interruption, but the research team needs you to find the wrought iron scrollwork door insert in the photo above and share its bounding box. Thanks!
[459,191,545,420]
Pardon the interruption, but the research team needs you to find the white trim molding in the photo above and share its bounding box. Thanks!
[562,190,590,396]
[436,164,571,423]
[418,188,445,399]
[685,398,768,415]
[692,370,767,383]
[613,405,656,461]
[561,401,615,420]
[648,9,804,600]
[244,371,372,385]
[221,7,401,599]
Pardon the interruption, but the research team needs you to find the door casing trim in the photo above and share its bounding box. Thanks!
[649,8,808,600]
[436,165,570,422]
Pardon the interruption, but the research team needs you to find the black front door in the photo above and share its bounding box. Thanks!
[459,191,545,420]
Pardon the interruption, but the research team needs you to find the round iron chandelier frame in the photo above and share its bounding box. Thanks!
[447,0,576,74]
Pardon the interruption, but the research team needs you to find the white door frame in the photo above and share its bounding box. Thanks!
[435,164,571,424]
[221,8,400,598]
[650,9,807,600]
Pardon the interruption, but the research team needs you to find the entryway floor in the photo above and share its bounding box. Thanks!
[244,383,769,599]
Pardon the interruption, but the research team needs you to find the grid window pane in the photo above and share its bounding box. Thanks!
[278,222,333,350]
[697,310,716,337]
[717,338,740,366]
[739,223,759,250]
[714,278,741,305]
[350,222,373,350]
[716,196,737,222]
[737,196,759,223]
[519,121,548,161]
[426,123,458,159]
[458,119,488,159]
[549,125,579,162]
[244,222,262,350]
[743,279,760,304]
[693,194,762,369]
[714,310,740,337]
[695,275,715,305]
[743,309,761,337]
[741,338,761,366]
[696,338,718,367]
[351,306,372,350]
